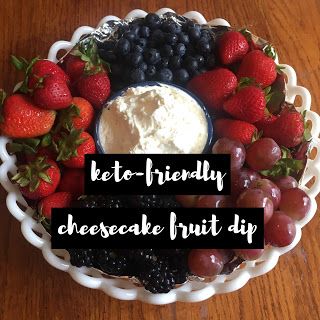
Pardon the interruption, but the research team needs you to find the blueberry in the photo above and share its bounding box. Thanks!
[197,38,212,53]
[144,48,161,65]
[145,65,156,78]
[157,68,173,82]
[183,20,195,31]
[174,68,190,83]
[194,54,205,66]
[99,49,117,62]
[161,21,181,34]
[201,29,212,40]
[161,44,174,57]
[169,56,181,69]
[179,32,190,45]
[130,68,146,83]
[110,63,123,77]
[140,26,150,38]
[145,13,161,30]
[102,41,115,51]
[135,38,147,48]
[159,57,169,68]
[150,29,164,45]
[175,43,186,57]
[116,38,131,55]
[188,26,201,41]
[164,33,178,45]
[206,54,216,68]
[184,56,199,72]
[125,31,137,42]
[133,45,144,54]
[140,62,148,71]
[128,52,143,66]
[130,24,140,35]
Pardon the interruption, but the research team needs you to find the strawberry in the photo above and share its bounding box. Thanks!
[11,56,69,92]
[255,112,277,131]
[65,55,87,82]
[54,129,96,168]
[57,168,85,199]
[57,97,94,131]
[218,31,249,65]
[12,157,61,200]
[76,71,111,109]
[38,192,73,219]
[223,86,266,123]
[25,146,57,162]
[214,118,257,145]
[262,108,304,148]
[237,50,277,88]
[0,93,56,138]
[187,68,237,112]
[33,75,72,110]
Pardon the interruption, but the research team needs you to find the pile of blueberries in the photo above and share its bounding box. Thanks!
[97,13,228,89]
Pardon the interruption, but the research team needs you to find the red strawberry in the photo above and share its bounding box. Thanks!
[65,55,86,82]
[26,146,57,162]
[76,71,111,109]
[12,157,61,200]
[11,56,69,91]
[214,118,257,145]
[57,168,85,199]
[223,86,266,123]
[58,97,94,131]
[262,108,304,148]
[218,31,249,65]
[38,192,73,219]
[187,68,237,112]
[0,93,56,138]
[55,129,96,168]
[255,113,277,131]
[237,50,277,88]
[33,75,72,110]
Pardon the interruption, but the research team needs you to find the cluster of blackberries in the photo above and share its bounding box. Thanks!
[97,13,228,89]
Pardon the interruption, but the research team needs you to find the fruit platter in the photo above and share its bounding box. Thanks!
[0,8,320,304]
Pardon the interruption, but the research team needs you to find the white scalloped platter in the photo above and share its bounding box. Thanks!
[1,8,320,305]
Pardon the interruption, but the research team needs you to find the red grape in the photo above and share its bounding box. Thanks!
[234,248,264,260]
[236,188,274,224]
[196,195,233,208]
[273,176,298,191]
[279,187,311,220]
[246,138,281,171]
[176,195,199,207]
[250,178,281,209]
[188,249,224,277]
[264,211,296,247]
[212,138,246,170]
[231,168,261,199]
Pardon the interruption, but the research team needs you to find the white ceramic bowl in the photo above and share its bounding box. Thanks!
[1,8,320,305]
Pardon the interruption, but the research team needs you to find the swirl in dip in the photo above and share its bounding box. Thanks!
[98,83,209,154]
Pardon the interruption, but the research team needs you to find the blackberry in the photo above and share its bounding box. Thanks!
[68,249,97,268]
[137,260,175,293]
[96,249,129,276]
[135,195,181,208]
[74,195,128,208]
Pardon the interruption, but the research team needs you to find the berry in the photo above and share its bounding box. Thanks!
[116,38,131,55]
[0,94,56,138]
[237,188,274,224]
[159,57,169,68]
[188,26,201,41]
[157,68,173,82]
[57,168,85,199]
[68,249,97,268]
[273,176,298,191]
[38,191,72,219]
[175,43,186,56]
[164,33,178,45]
[174,68,190,83]
[279,188,311,220]
[169,56,181,69]
[145,13,161,30]
[223,86,266,123]
[162,21,181,34]
[161,44,174,57]
[246,138,281,171]
[76,71,111,109]
[212,137,246,170]
[184,56,199,73]
[179,33,190,45]
[139,26,150,38]
[265,211,296,247]
[218,31,249,65]
[197,38,211,53]
[150,29,164,45]
[145,65,156,78]
[128,52,143,66]
[135,38,147,48]
[125,31,137,42]
[237,50,277,88]
[96,250,128,276]
[262,108,304,148]
[187,68,237,112]
[250,179,281,209]
[144,48,161,65]
[12,158,61,200]
[188,249,224,277]
[205,54,216,68]
[214,118,257,145]
[130,68,146,83]
[231,168,261,199]
[194,54,205,67]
